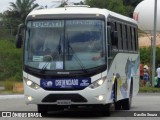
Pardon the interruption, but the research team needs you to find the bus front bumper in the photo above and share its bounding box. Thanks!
[24,82,111,105]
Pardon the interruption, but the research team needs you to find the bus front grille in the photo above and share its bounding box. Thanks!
[42,94,88,103]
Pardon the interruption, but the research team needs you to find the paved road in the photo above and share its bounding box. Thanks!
[0,93,160,120]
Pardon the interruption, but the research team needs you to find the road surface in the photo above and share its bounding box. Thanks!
[0,93,160,120]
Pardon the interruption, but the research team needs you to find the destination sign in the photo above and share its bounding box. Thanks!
[32,21,64,28]
[66,20,102,26]
[31,20,102,28]
[40,78,91,89]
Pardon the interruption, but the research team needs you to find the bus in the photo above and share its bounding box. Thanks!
[16,5,139,116]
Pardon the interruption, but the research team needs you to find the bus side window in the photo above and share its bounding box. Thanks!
[117,23,122,50]
[107,26,112,57]
[122,25,127,50]
[112,22,118,49]
[127,26,132,51]
[134,28,138,51]
[131,27,136,51]
[125,25,128,50]
[110,22,118,49]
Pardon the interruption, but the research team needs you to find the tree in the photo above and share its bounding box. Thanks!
[85,0,127,15]
[106,0,130,16]
[123,0,143,7]
[0,13,2,18]
[59,0,68,7]
[1,0,39,36]
[123,0,143,17]
[9,0,39,23]
[74,1,84,5]
[0,13,3,26]
[84,0,108,8]
[85,0,137,17]
[53,0,84,7]
[140,47,151,64]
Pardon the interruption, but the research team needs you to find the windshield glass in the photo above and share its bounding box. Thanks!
[25,20,106,71]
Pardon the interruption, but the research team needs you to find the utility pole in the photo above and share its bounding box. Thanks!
[152,0,157,86]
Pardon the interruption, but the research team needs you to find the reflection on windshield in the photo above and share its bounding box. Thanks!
[25,20,106,71]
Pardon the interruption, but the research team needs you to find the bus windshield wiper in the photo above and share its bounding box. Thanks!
[40,62,49,73]
[67,38,88,73]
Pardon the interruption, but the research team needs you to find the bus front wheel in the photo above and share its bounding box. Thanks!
[101,104,111,116]
[37,105,48,116]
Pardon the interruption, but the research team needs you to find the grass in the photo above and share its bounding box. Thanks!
[139,86,160,93]
[0,81,23,94]
[0,90,23,95]
[0,40,23,82]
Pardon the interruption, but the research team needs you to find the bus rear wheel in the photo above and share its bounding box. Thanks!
[122,98,131,110]
[115,101,122,110]
[122,82,133,110]
[113,80,122,110]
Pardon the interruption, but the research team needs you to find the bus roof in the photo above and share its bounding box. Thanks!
[28,7,137,24]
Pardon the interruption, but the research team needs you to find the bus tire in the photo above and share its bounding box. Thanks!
[113,80,122,110]
[115,101,122,110]
[37,105,48,116]
[122,81,133,110]
[101,104,111,116]
[113,80,117,103]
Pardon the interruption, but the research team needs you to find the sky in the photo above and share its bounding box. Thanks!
[0,0,83,13]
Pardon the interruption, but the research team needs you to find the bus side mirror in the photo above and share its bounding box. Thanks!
[16,34,22,48]
[16,24,25,48]
[111,31,118,46]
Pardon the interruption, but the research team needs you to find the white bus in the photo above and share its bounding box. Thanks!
[16,6,139,116]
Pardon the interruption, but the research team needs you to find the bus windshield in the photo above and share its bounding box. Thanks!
[24,19,106,71]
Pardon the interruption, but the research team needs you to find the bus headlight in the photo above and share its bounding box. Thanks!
[24,77,40,90]
[89,77,106,89]
[97,95,104,101]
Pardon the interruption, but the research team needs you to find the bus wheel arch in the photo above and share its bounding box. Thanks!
[113,79,117,102]
[122,78,133,110]
[114,79,122,110]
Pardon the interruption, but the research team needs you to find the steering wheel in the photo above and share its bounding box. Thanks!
[43,55,53,61]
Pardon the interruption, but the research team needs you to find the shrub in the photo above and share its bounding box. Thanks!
[3,79,15,91]
[140,47,160,67]
[0,40,22,82]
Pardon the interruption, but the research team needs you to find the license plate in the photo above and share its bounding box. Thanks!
[57,100,71,105]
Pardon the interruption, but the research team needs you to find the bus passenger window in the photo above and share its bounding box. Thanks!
[111,31,118,49]
[117,23,122,50]
[107,26,112,57]
[107,21,118,49]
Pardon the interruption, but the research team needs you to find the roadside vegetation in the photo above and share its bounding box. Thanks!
[0,0,143,36]
[139,86,160,93]
[0,39,159,94]
[0,40,23,94]
[0,0,159,94]
[0,40,22,82]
